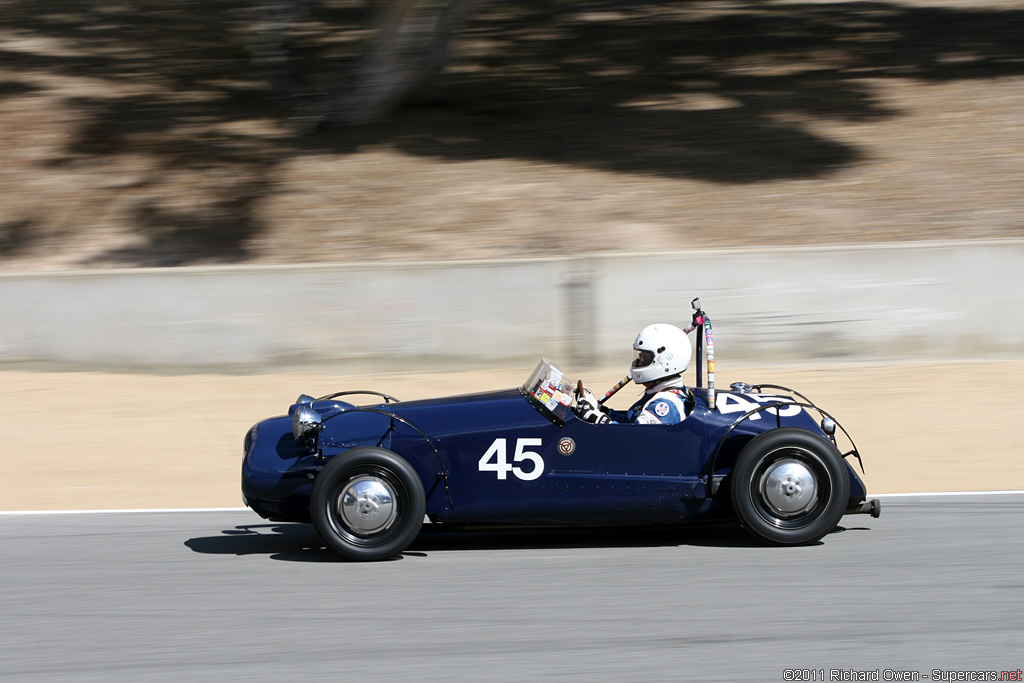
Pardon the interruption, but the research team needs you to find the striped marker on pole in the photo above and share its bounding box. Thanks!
[704,316,715,410]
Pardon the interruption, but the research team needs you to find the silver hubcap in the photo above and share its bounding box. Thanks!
[337,475,398,534]
[760,458,817,516]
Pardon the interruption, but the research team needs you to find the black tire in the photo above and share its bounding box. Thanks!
[310,447,426,561]
[730,428,850,546]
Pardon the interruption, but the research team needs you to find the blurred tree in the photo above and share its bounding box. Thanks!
[324,0,492,127]
[248,0,490,128]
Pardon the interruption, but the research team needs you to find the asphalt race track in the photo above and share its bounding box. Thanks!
[2,494,1022,682]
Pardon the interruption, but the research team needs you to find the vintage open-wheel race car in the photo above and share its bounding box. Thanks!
[242,299,880,560]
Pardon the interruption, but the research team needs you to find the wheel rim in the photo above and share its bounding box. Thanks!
[759,458,817,517]
[749,446,832,530]
[338,475,398,534]
[327,467,404,546]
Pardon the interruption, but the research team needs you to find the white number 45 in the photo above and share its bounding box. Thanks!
[716,392,802,420]
[478,438,544,481]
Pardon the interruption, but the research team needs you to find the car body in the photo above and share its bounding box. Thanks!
[242,334,880,560]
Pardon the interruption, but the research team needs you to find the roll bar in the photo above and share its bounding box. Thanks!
[689,297,716,410]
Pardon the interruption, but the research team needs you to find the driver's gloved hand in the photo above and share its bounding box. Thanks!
[580,407,611,424]
[574,386,609,423]
[573,386,599,413]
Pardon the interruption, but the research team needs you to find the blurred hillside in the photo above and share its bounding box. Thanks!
[0,0,1022,271]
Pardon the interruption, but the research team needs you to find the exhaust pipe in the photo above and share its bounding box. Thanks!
[846,499,881,518]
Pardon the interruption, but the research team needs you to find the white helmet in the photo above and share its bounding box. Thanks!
[629,323,691,384]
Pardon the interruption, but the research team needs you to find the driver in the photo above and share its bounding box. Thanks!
[575,323,691,425]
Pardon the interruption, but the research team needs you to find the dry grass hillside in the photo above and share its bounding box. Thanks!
[1,0,1022,271]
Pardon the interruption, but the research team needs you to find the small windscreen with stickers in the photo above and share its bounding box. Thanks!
[521,358,574,423]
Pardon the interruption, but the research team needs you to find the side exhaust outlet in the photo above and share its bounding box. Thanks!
[846,499,882,518]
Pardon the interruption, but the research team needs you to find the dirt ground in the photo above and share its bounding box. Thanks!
[3,360,1022,511]
[1,0,1023,270]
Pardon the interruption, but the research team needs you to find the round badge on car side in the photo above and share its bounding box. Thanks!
[558,437,576,456]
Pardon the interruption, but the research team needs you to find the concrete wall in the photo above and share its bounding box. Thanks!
[1,239,1021,371]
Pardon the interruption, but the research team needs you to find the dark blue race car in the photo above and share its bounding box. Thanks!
[242,302,880,560]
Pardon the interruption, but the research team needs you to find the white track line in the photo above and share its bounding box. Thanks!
[0,507,248,516]
[873,490,1024,498]
[2,490,1024,515]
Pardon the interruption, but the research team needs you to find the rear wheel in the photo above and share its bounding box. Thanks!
[731,428,849,546]
[311,447,426,561]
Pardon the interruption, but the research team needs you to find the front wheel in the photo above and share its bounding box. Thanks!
[730,428,850,546]
[311,447,426,561]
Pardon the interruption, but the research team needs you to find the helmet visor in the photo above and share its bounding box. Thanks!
[632,349,655,369]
